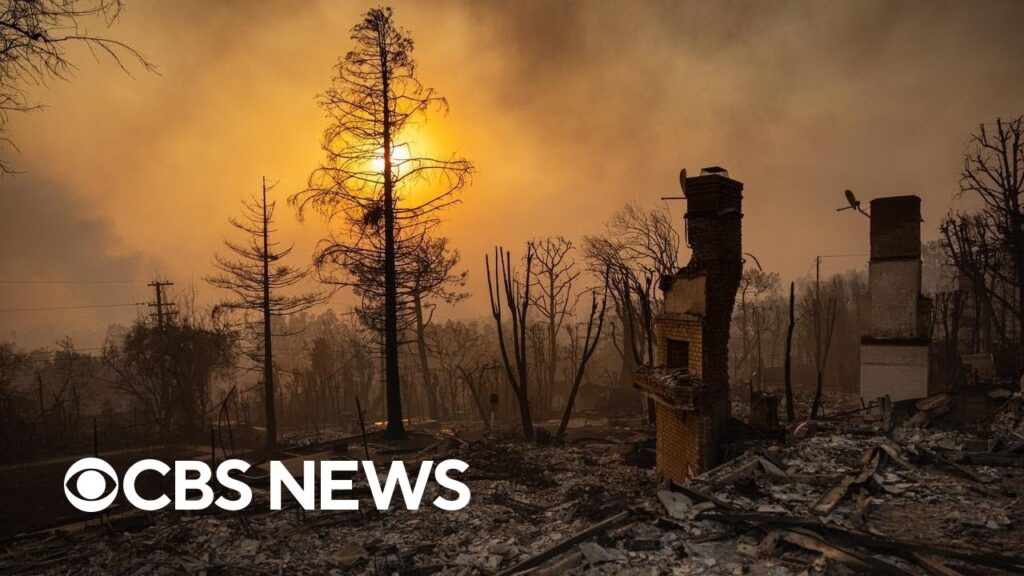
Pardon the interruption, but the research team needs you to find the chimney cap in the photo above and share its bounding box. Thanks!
[700,166,729,177]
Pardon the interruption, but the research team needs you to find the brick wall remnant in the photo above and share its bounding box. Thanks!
[635,167,743,485]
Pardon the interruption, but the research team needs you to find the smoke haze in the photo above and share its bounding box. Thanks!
[2,0,1023,347]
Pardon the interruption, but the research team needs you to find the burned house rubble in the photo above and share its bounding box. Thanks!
[4,1,1024,575]
[3,166,1024,576]
[3,390,1023,576]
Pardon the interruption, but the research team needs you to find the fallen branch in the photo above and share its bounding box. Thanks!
[497,510,633,576]
[778,528,910,575]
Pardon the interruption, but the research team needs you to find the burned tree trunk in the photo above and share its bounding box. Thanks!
[413,293,441,420]
[486,245,536,440]
[810,286,840,420]
[784,281,795,422]
[557,289,607,436]
[458,364,493,430]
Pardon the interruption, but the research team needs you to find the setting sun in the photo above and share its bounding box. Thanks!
[2,3,1023,571]
[370,143,411,174]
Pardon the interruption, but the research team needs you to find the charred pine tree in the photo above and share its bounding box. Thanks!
[341,234,465,421]
[486,245,535,440]
[206,178,322,452]
[292,7,472,438]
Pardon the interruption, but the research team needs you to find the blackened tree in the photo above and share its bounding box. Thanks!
[206,178,323,451]
[556,286,607,436]
[529,236,579,416]
[942,117,1024,352]
[409,237,466,419]
[347,234,466,421]
[291,7,472,438]
[486,245,535,440]
[0,0,154,174]
[582,203,679,389]
[103,314,233,442]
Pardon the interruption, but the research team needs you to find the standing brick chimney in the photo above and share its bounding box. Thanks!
[635,167,743,484]
[684,168,744,398]
[860,195,931,402]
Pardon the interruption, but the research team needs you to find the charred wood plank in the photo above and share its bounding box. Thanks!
[699,511,1024,573]
[496,510,633,576]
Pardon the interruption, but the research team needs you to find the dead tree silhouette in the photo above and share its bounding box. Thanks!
[291,7,472,438]
[582,203,678,422]
[349,236,467,421]
[528,236,580,416]
[803,278,841,419]
[942,117,1024,354]
[784,281,796,422]
[0,0,155,174]
[206,178,323,452]
[557,285,607,437]
[486,245,536,440]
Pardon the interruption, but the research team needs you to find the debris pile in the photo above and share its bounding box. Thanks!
[2,395,1023,575]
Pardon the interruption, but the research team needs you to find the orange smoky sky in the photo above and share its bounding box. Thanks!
[2,0,1023,348]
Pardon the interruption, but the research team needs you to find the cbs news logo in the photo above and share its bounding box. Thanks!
[63,457,471,512]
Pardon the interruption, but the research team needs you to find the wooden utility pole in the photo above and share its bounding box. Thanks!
[147,281,176,329]
[147,280,175,442]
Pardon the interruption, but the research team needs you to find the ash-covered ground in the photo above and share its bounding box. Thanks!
[3,391,1024,576]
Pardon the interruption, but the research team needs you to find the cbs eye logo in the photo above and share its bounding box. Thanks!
[64,458,119,512]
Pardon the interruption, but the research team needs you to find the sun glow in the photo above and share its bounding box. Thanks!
[370,144,411,174]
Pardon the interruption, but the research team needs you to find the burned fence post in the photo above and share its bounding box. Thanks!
[356,396,370,461]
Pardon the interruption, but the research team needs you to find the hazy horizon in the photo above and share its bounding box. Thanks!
[3,0,1024,349]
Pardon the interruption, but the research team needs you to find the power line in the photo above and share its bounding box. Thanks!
[23,347,105,356]
[0,302,145,313]
[0,279,148,285]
